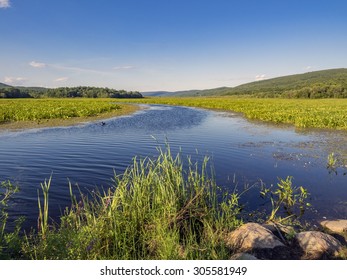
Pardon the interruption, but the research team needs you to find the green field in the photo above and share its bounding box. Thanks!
[123,97,347,130]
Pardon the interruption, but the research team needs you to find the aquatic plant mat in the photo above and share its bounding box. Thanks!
[0,99,139,130]
[122,97,347,130]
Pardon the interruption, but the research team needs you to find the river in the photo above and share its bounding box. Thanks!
[0,104,346,229]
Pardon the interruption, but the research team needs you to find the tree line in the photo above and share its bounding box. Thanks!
[0,86,143,99]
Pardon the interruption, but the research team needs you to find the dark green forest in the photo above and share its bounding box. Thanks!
[0,85,143,99]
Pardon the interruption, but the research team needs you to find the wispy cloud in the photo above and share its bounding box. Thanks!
[29,61,46,68]
[113,65,135,70]
[50,64,112,75]
[304,66,312,71]
[4,76,28,85]
[0,0,10,8]
[54,77,69,82]
[29,60,133,75]
[255,74,267,81]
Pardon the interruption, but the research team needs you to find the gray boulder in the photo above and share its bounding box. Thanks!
[295,231,342,259]
[226,223,285,251]
[320,219,347,233]
[226,223,291,259]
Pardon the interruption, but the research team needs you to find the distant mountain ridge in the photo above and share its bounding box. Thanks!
[142,68,347,98]
[0,82,11,88]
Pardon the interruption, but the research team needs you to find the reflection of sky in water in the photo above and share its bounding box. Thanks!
[0,104,347,229]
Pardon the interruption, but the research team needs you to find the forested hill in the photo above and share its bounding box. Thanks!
[222,68,347,98]
[145,68,347,98]
[0,82,11,88]
[0,85,143,98]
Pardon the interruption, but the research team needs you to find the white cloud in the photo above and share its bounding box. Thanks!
[29,61,46,68]
[304,66,312,71]
[0,0,10,8]
[255,74,267,81]
[54,77,69,82]
[113,65,135,70]
[4,76,28,85]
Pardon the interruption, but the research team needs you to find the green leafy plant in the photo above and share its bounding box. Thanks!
[327,152,338,170]
[0,180,20,258]
[260,176,311,223]
[1,181,19,240]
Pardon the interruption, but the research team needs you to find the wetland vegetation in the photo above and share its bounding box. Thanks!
[123,97,347,130]
[0,98,139,129]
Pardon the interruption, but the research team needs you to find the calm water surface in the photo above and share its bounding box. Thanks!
[0,104,346,228]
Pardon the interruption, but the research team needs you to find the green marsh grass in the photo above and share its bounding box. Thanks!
[121,97,347,130]
[0,98,123,123]
[23,147,243,260]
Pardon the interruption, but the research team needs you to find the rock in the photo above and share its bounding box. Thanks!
[295,231,342,259]
[320,219,347,233]
[226,223,285,251]
[230,253,258,260]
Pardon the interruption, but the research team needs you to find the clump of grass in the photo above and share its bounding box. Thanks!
[23,147,243,259]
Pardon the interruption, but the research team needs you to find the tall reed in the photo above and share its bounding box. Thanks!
[25,147,242,259]
[37,176,51,238]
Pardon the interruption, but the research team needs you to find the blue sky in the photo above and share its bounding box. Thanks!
[1,0,346,91]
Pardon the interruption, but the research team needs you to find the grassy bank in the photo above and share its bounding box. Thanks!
[1,148,241,259]
[122,97,347,130]
[0,98,139,130]
[1,147,314,260]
